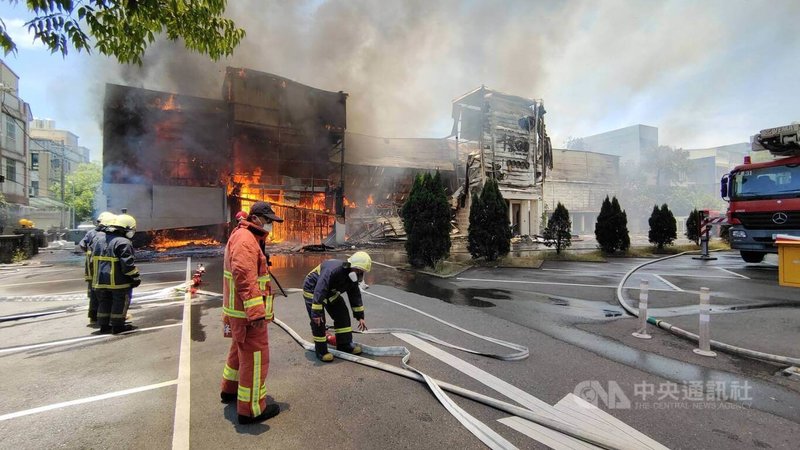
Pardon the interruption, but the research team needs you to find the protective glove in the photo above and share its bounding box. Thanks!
[131,278,142,288]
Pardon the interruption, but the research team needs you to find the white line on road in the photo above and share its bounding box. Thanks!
[456,277,617,289]
[0,380,177,422]
[171,259,193,450]
[716,267,750,279]
[0,270,186,288]
[652,274,683,291]
[0,323,181,354]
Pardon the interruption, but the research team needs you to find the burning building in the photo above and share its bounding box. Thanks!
[102,70,554,248]
[102,68,347,247]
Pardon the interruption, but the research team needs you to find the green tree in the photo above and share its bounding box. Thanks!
[0,192,8,232]
[543,202,572,254]
[685,208,701,245]
[468,179,511,261]
[648,203,677,250]
[595,195,630,254]
[1,1,245,64]
[401,171,451,268]
[50,162,102,223]
[612,197,631,252]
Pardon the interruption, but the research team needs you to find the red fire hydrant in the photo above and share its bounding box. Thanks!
[190,263,206,296]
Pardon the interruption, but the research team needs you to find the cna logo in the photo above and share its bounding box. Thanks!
[573,380,631,409]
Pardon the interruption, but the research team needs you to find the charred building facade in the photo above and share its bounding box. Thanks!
[102,68,347,246]
[451,87,553,236]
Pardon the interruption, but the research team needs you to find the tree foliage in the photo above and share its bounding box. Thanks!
[648,203,677,249]
[1,1,245,64]
[400,171,451,268]
[50,162,102,223]
[468,179,511,261]
[595,195,630,254]
[543,202,572,254]
[685,208,701,245]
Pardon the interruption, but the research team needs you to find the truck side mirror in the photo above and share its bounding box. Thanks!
[720,174,729,200]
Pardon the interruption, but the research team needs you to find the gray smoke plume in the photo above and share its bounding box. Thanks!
[94,0,800,149]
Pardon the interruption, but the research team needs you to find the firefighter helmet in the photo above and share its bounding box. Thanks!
[97,211,115,226]
[114,214,137,231]
[348,251,372,272]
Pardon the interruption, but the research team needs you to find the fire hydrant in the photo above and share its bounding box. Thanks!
[190,263,206,295]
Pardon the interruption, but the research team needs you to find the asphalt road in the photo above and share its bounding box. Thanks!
[1,249,799,449]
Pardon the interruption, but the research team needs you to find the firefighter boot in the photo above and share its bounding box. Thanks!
[92,326,112,335]
[111,323,137,335]
[238,404,280,425]
[315,341,333,362]
[337,342,362,355]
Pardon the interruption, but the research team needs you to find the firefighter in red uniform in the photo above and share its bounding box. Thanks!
[220,201,282,424]
[80,211,115,327]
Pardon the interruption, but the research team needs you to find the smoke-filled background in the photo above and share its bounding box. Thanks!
[85,0,799,151]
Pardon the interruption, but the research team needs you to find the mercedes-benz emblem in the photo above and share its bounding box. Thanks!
[772,212,788,225]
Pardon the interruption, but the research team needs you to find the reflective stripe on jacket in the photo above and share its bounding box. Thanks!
[81,228,99,282]
[302,259,364,320]
[222,221,272,342]
[91,233,139,289]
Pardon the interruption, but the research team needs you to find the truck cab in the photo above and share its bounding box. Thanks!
[721,124,800,263]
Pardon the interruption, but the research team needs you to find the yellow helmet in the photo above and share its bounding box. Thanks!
[348,251,372,272]
[97,211,116,226]
[113,214,137,230]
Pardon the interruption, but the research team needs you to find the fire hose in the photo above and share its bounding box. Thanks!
[616,251,800,366]
[274,288,634,450]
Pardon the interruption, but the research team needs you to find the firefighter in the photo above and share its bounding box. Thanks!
[302,251,371,362]
[220,201,282,424]
[80,211,115,327]
[91,213,141,335]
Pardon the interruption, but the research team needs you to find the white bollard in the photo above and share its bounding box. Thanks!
[632,280,652,339]
[693,287,717,357]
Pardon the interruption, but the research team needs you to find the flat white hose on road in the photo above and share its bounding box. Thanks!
[275,287,636,450]
[616,251,800,366]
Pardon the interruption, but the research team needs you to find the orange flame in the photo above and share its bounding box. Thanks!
[366,194,374,206]
[154,94,180,111]
[151,232,220,252]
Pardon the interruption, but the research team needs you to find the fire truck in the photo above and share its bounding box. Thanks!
[721,123,800,263]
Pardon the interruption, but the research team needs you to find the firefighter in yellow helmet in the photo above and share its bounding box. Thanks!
[302,251,371,362]
[91,213,140,334]
[80,211,116,327]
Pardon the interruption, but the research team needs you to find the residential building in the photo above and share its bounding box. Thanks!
[0,60,33,232]
[29,120,90,201]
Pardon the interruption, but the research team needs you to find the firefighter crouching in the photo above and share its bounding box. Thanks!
[303,252,371,362]
[220,201,282,424]
[91,213,141,335]
[80,211,115,328]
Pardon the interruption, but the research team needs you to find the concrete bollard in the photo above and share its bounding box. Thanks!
[632,280,652,339]
[693,287,717,357]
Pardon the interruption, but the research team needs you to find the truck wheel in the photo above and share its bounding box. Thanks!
[740,251,765,263]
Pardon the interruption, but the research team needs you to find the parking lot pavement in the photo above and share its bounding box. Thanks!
[2,251,800,449]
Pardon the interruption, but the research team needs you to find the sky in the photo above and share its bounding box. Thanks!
[1,0,799,160]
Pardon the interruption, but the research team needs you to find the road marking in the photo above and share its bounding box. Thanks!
[652,274,683,291]
[716,267,750,279]
[456,277,617,289]
[171,259,193,450]
[0,270,185,288]
[372,260,397,269]
[0,380,177,422]
[0,323,181,354]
